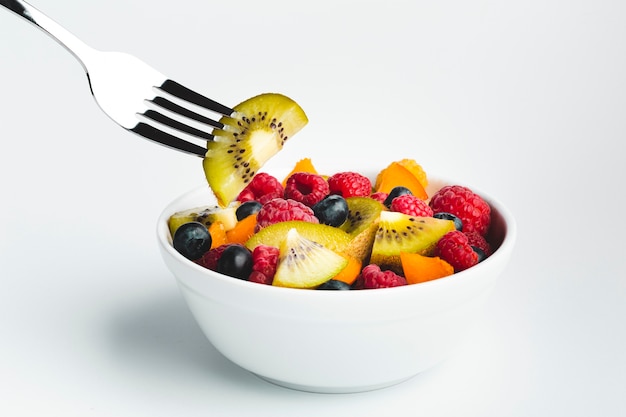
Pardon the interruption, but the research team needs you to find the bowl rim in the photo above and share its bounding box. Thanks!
[157,174,517,300]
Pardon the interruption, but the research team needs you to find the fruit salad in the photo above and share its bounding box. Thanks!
[169,93,493,289]
[170,156,493,290]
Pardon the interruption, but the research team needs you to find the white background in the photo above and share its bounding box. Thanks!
[1,0,625,416]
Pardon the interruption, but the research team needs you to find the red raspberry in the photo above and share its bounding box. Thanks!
[351,274,365,290]
[248,271,270,285]
[236,173,284,205]
[255,198,319,230]
[464,231,492,257]
[284,172,330,207]
[390,194,434,217]
[436,231,478,272]
[195,243,234,271]
[361,264,407,289]
[370,192,388,204]
[429,185,491,236]
[249,245,280,285]
[327,172,372,198]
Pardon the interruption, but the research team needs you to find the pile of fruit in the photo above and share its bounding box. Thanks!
[169,158,493,290]
[168,92,493,289]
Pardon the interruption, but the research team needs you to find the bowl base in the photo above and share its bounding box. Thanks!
[255,373,417,394]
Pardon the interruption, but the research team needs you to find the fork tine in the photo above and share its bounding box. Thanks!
[133,80,233,157]
[158,80,234,117]
[150,96,224,129]
[131,122,207,157]
[140,109,215,140]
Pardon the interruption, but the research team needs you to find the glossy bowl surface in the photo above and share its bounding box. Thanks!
[157,176,516,393]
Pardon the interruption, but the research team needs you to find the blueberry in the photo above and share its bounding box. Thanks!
[383,186,412,208]
[317,280,351,290]
[433,212,463,231]
[217,244,253,280]
[236,201,262,221]
[312,195,349,227]
[172,222,212,260]
[472,246,487,263]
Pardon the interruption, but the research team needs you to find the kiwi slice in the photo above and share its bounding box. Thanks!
[273,228,349,289]
[168,205,238,236]
[245,221,352,253]
[340,197,385,236]
[339,197,385,262]
[203,94,308,206]
[370,211,456,273]
[343,221,379,263]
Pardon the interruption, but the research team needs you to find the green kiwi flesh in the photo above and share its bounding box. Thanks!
[272,228,349,288]
[168,205,238,236]
[336,197,384,262]
[370,211,456,272]
[340,197,385,237]
[245,221,351,253]
[203,93,308,206]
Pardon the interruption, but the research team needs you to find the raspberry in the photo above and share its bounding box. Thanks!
[249,245,280,285]
[390,194,434,217]
[429,185,491,236]
[436,231,478,272]
[195,243,234,271]
[351,274,365,290]
[464,231,492,257]
[327,172,372,198]
[370,192,388,204]
[255,198,319,230]
[236,173,284,205]
[284,172,330,207]
[361,264,407,289]
[248,271,270,285]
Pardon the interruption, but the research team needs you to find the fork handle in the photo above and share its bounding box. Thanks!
[1,0,95,70]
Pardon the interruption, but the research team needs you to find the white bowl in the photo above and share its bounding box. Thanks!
[157,176,516,393]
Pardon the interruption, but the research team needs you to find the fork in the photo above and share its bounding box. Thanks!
[1,0,233,157]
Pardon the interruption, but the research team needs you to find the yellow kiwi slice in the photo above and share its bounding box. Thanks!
[272,228,349,289]
[203,94,308,206]
[245,221,351,253]
[370,211,456,273]
[339,197,385,237]
[168,204,238,236]
[339,197,385,262]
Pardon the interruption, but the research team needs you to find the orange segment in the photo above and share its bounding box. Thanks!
[400,252,454,284]
[331,255,362,285]
[208,221,228,249]
[281,157,319,187]
[226,214,258,245]
[396,159,428,189]
[374,161,428,200]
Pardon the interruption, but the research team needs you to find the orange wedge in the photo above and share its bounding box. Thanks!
[400,252,454,284]
[331,255,362,285]
[208,221,228,249]
[374,161,428,200]
[282,157,319,187]
[226,215,258,245]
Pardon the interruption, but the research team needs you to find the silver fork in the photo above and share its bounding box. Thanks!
[1,0,233,157]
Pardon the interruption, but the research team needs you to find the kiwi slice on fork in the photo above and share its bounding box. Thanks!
[203,93,308,206]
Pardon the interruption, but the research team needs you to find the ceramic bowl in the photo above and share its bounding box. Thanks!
[157,176,516,393]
